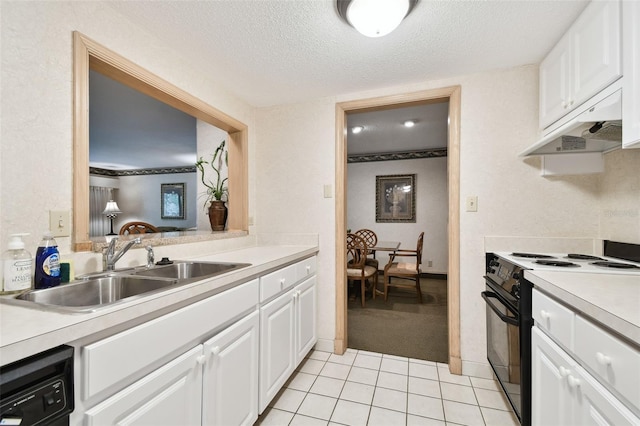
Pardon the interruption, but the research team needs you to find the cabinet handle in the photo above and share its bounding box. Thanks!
[567,375,581,388]
[569,99,574,106]
[196,355,206,365]
[596,352,611,366]
[280,278,285,289]
[211,346,221,358]
[559,366,570,377]
[562,101,567,109]
[540,310,550,320]
[306,265,311,274]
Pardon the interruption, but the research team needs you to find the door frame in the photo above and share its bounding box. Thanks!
[334,86,462,374]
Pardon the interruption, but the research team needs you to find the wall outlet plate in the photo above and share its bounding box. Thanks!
[50,210,70,237]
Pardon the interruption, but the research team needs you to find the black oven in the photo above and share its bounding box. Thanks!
[482,254,533,426]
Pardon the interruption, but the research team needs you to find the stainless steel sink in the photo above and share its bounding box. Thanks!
[4,261,251,313]
[132,261,251,281]
[13,275,179,312]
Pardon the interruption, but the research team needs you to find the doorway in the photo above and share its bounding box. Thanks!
[334,86,462,374]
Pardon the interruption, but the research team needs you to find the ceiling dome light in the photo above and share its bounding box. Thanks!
[352,125,364,134]
[336,0,419,38]
[403,120,415,128]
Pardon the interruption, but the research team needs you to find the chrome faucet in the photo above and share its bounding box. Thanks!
[103,237,142,271]
[145,245,155,268]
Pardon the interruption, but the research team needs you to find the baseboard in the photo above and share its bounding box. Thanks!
[462,360,495,379]
[313,338,335,354]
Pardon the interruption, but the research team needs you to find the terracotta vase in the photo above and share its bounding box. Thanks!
[208,200,228,231]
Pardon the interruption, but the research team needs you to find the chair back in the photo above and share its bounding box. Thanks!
[119,221,159,235]
[416,232,424,265]
[346,233,368,269]
[354,229,377,251]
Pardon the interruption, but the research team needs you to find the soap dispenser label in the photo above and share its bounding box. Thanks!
[3,259,32,291]
[43,253,61,277]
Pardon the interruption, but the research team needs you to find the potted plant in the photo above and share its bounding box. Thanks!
[195,140,228,231]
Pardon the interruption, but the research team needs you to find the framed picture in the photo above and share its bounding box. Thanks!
[375,174,416,223]
[161,183,185,219]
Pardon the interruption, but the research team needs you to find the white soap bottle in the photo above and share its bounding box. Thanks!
[1,233,33,294]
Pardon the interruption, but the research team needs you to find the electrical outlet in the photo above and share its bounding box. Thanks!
[248,216,254,226]
[50,210,70,237]
[466,196,478,212]
[428,260,433,267]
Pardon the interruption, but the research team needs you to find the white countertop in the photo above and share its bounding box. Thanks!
[0,244,317,365]
[525,270,640,346]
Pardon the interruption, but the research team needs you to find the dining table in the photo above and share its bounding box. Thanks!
[370,241,401,258]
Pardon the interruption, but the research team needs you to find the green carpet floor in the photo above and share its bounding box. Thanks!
[346,276,449,363]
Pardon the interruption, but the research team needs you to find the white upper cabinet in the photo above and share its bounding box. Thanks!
[622,0,640,148]
[539,0,621,130]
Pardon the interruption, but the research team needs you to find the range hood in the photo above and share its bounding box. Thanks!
[520,88,622,157]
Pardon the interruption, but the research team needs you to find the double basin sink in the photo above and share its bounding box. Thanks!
[8,261,250,313]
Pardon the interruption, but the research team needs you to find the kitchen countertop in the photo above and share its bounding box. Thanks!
[525,270,640,346]
[0,244,318,366]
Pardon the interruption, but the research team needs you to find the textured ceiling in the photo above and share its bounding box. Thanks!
[93,0,589,168]
[106,0,589,108]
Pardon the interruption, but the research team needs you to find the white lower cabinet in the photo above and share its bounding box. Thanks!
[259,275,317,413]
[295,276,317,365]
[202,311,259,426]
[85,345,204,426]
[532,326,639,425]
[77,256,318,425]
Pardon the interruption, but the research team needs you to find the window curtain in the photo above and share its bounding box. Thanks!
[90,186,113,237]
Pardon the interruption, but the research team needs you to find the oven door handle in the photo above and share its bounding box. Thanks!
[481,291,519,326]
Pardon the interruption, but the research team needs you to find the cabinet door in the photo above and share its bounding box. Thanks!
[84,345,203,426]
[570,0,621,109]
[295,276,317,365]
[531,327,576,426]
[573,364,640,426]
[623,0,640,148]
[259,289,295,413]
[540,35,572,128]
[202,311,259,426]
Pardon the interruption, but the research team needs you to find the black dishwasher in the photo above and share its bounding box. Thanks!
[1,345,74,425]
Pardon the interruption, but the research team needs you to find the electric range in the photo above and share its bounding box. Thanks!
[482,240,640,426]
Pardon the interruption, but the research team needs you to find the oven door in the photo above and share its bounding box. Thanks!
[482,284,523,423]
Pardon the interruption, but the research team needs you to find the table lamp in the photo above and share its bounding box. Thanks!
[102,200,122,236]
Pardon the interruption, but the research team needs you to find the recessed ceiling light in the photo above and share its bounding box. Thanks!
[352,125,364,134]
[403,120,415,128]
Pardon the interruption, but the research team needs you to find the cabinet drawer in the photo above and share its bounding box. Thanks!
[260,264,297,302]
[532,289,574,349]
[295,256,316,282]
[574,315,640,412]
[83,279,259,399]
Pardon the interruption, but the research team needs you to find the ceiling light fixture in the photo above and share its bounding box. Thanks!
[403,120,416,128]
[352,125,364,134]
[336,0,419,38]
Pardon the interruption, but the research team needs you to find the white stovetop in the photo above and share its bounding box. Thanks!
[525,269,640,346]
[0,244,318,366]
[495,251,640,275]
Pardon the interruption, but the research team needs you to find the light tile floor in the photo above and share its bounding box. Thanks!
[256,349,519,426]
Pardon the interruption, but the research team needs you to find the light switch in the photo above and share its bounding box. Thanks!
[323,184,333,198]
[50,210,70,237]
[466,196,478,212]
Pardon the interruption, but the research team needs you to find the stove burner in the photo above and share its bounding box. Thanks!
[512,252,556,259]
[566,254,604,261]
[534,260,580,267]
[591,261,640,269]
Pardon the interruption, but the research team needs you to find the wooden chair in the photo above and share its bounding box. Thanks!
[354,229,379,270]
[347,233,378,307]
[119,221,160,235]
[383,232,424,303]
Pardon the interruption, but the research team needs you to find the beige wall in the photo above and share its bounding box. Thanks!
[2,2,639,371]
[347,157,449,274]
[0,1,256,256]
[255,65,640,370]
